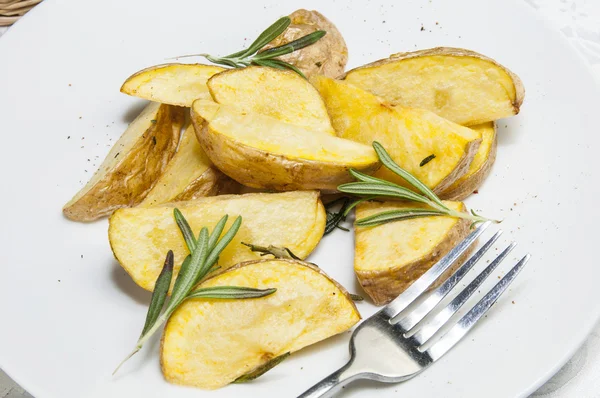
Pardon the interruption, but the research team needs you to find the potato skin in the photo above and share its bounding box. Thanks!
[439,124,498,201]
[355,203,471,306]
[169,166,239,201]
[191,113,379,191]
[263,9,348,79]
[63,104,184,221]
[343,47,525,125]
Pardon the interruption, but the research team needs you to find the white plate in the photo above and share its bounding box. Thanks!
[0,0,598,397]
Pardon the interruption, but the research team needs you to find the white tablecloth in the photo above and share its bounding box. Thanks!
[2,1,600,397]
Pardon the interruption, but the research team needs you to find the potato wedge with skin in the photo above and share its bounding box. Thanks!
[109,191,326,292]
[355,201,470,305]
[208,66,335,135]
[343,47,525,126]
[262,9,348,79]
[161,259,360,389]
[63,103,184,221]
[191,100,380,191]
[312,76,481,193]
[120,63,224,107]
[139,125,237,206]
[439,122,497,201]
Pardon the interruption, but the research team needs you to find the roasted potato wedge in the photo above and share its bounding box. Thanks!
[139,125,237,206]
[262,9,348,79]
[191,100,380,191]
[161,259,360,389]
[63,103,184,221]
[439,122,497,200]
[109,191,326,292]
[207,66,335,135]
[312,76,481,193]
[343,47,525,126]
[120,63,224,107]
[354,201,470,305]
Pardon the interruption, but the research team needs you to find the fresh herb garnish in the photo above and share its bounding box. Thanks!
[419,154,436,167]
[113,210,276,375]
[338,142,499,228]
[234,352,291,383]
[241,242,301,260]
[175,16,326,79]
[324,197,351,235]
[349,293,364,302]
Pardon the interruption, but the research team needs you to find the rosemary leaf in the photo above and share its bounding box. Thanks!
[203,216,242,273]
[349,293,364,302]
[257,30,326,59]
[372,142,449,211]
[187,286,277,300]
[241,242,301,260]
[208,215,229,252]
[140,251,173,336]
[262,59,306,79]
[226,16,291,59]
[174,208,196,252]
[355,208,447,227]
[234,352,290,383]
[324,198,351,235]
[419,154,436,167]
[169,228,209,305]
[343,197,376,217]
[348,169,398,187]
[252,58,289,70]
[338,182,431,204]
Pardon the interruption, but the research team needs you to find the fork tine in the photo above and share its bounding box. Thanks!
[397,230,503,332]
[382,221,491,319]
[412,242,517,345]
[425,254,530,361]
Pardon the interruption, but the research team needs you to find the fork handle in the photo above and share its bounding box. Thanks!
[297,361,363,398]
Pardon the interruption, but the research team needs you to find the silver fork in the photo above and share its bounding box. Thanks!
[298,221,530,398]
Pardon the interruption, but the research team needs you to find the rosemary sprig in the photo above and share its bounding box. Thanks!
[324,198,351,235]
[175,16,326,78]
[113,210,276,375]
[234,352,291,383]
[241,242,301,260]
[338,142,500,228]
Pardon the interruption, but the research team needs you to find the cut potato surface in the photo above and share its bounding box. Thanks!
[313,76,481,193]
[439,122,497,201]
[109,191,326,292]
[191,100,380,191]
[208,66,335,135]
[355,201,470,305]
[139,125,235,206]
[343,47,525,126]
[120,63,224,107]
[63,103,184,221]
[161,259,360,389]
[262,9,348,79]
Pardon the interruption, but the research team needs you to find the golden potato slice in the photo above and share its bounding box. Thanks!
[343,47,525,126]
[262,9,348,79]
[161,259,360,389]
[439,122,497,200]
[191,100,380,191]
[120,63,224,107]
[109,191,326,292]
[63,103,184,221]
[208,66,335,135]
[355,201,470,305]
[139,125,237,206]
[312,76,481,193]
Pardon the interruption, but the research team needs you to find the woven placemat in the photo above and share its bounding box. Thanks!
[0,0,41,26]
